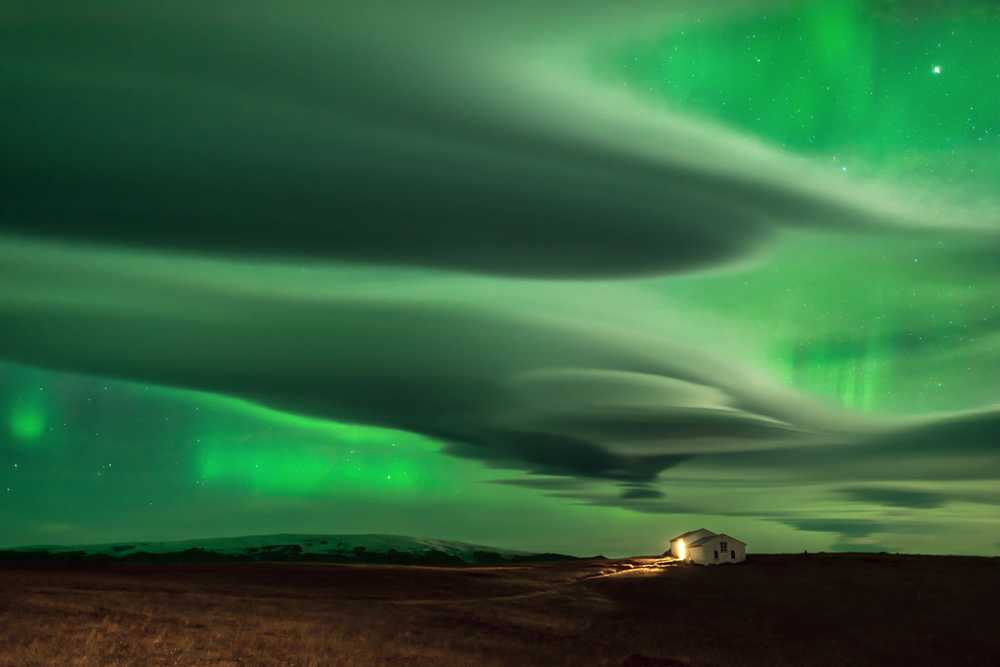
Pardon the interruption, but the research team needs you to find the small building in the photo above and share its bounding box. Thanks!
[668,529,746,565]
[668,529,715,558]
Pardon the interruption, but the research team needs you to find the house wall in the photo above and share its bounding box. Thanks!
[688,537,746,565]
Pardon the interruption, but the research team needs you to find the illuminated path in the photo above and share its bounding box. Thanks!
[389,557,684,605]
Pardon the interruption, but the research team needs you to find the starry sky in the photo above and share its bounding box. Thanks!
[2,0,1000,557]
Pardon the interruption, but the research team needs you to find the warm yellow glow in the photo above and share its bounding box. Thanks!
[678,540,685,560]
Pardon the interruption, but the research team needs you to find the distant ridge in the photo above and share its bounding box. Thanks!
[0,534,581,566]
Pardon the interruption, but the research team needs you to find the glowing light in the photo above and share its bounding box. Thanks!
[933,66,941,74]
[678,540,686,560]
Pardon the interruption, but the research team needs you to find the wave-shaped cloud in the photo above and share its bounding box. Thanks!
[7,237,999,510]
[4,1,993,278]
[0,239,851,485]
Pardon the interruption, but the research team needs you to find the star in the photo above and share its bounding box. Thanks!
[933,66,941,74]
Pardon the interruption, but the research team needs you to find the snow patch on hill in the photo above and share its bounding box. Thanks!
[9,534,552,564]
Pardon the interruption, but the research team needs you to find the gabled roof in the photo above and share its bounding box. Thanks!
[688,533,746,548]
[670,529,714,542]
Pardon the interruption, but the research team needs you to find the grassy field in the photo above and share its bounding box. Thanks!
[1,553,998,666]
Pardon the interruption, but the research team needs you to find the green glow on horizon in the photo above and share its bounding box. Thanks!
[197,441,425,495]
[187,393,459,495]
[8,395,46,442]
[0,361,657,555]
[196,427,443,497]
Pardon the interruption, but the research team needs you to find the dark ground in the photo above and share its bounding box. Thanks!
[1,553,998,666]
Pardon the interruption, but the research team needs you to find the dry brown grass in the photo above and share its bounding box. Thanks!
[1,553,998,666]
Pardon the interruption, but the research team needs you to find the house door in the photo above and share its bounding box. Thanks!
[713,550,718,560]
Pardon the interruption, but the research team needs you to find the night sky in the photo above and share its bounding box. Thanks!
[2,0,999,557]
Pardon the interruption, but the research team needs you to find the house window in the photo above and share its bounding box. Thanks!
[720,542,728,553]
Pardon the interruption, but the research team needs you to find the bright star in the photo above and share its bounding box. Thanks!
[933,66,940,74]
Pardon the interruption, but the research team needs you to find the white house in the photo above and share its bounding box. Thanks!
[668,529,746,565]
[668,529,715,558]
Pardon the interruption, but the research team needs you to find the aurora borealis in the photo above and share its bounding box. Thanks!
[2,0,999,557]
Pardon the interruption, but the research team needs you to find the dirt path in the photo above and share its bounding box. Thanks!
[389,556,681,604]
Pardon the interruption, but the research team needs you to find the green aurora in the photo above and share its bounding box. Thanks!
[602,0,1000,187]
[2,0,1000,557]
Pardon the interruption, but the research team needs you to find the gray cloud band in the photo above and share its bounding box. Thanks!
[0,239,845,488]
[4,238,999,510]
[1,1,973,279]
